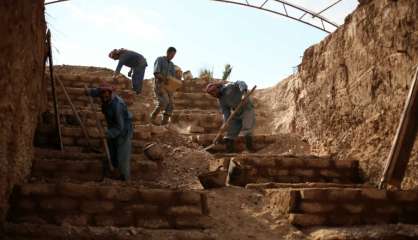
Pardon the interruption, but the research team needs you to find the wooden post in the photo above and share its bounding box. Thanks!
[46,29,63,150]
[379,65,418,189]
[56,76,93,151]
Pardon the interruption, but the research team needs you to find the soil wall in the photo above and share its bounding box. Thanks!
[256,0,418,187]
[0,0,47,221]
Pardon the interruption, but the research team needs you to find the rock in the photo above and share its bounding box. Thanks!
[143,143,164,161]
[183,70,193,80]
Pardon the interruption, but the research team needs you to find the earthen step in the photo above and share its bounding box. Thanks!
[174,92,213,100]
[57,139,150,155]
[35,150,150,161]
[269,187,418,227]
[47,85,131,95]
[170,111,222,131]
[189,134,277,153]
[58,108,148,126]
[8,183,209,229]
[35,148,104,160]
[172,109,220,114]
[171,111,221,123]
[246,182,370,190]
[177,78,212,93]
[3,223,215,240]
[308,224,418,240]
[58,109,219,132]
[173,93,218,110]
[60,125,168,146]
[228,154,361,186]
[47,86,135,106]
[32,158,159,182]
[51,72,131,89]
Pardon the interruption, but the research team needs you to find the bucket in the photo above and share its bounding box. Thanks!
[198,167,228,189]
[164,76,183,92]
[143,142,164,161]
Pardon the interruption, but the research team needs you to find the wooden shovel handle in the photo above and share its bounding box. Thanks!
[211,85,257,145]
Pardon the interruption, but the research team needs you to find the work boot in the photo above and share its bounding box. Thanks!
[225,138,236,153]
[161,114,170,125]
[245,135,255,152]
[118,174,127,181]
[133,88,141,95]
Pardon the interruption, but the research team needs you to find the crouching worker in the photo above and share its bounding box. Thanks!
[109,48,148,95]
[206,81,256,153]
[86,84,133,181]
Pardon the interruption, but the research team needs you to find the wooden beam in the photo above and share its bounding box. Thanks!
[380,65,418,189]
[46,29,64,151]
[56,76,93,151]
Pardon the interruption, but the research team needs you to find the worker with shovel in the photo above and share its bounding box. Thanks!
[109,48,148,95]
[206,81,256,152]
[86,83,133,181]
[150,46,177,125]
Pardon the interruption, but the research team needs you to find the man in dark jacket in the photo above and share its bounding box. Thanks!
[87,83,133,180]
[109,48,147,95]
[206,81,256,153]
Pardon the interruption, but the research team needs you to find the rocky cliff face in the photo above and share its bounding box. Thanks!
[257,0,418,187]
[0,0,47,221]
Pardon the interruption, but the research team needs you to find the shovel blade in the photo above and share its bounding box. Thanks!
[204,144,216,151]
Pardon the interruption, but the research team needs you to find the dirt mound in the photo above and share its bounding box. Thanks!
[148,127,214,189]
[206,187,306,240]
[254,75,299,135]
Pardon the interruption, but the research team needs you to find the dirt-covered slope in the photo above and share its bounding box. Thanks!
[256,0,418,187]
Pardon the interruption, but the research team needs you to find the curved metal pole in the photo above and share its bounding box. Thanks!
[211,0,340,33]
[271,0,339,27]
[313,0,344,18]
[45,0,70,5]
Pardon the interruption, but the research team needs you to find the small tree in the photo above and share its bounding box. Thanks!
[199,68,213,79]
[222,64,232,81]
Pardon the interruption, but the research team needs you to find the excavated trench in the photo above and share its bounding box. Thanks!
[2,0,418,239]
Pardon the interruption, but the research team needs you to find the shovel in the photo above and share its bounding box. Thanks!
[204,85,257,151]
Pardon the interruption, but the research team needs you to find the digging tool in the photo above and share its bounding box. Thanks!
[56,76,95,152]
[204,85,257,151]
[84,85,114,173]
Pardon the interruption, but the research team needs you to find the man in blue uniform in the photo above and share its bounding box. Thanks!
[206,81,256,153]
[109,48,147,95]
[150,47,177,125]
[87,84,133,181]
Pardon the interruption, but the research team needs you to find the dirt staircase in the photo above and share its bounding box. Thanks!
[7,179,209,229]
[3,69,213,240]
[163,75,418,229]
[5,66,418,239]
[31,148,159,183]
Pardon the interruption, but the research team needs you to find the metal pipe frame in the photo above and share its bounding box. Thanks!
[211,0,341,33]
[45,0,71,5]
